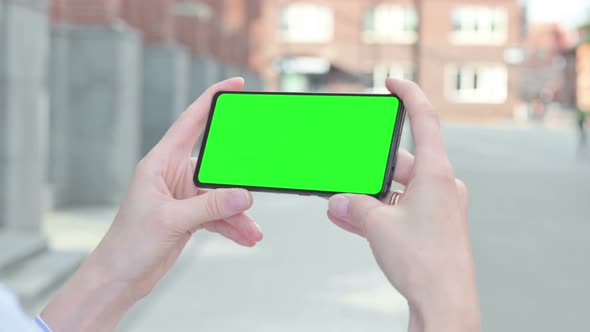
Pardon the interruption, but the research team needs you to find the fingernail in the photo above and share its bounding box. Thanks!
[227,189,251,212]
[250,223,264,242]
[329,195,350,219]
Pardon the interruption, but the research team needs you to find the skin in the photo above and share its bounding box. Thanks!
[327,78,480,332]
[41,78,263,331]
[40,77,480,332]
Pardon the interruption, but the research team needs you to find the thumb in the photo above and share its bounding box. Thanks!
[328,194,384,230]
[172,188,253,231]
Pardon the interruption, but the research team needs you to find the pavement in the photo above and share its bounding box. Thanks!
[45,124,590,332]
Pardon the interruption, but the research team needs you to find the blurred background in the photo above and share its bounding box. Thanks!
[0,0,589,331]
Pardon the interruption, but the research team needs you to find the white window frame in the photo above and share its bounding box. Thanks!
[363,5,418,44]
[450,6,508,45]
[445,64,508,104]
[370,64,415,93]
[280,3,334,43]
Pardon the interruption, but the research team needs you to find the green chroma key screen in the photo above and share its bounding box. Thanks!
[195,92,402,196]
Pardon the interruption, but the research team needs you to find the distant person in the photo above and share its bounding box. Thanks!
[0,78,480,332]
[577,107,588,150]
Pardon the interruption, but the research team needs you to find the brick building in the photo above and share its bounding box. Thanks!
[574,25,590,111]
[560,24,590,111]
[173,0,263,69]
[50,0,262,71]
[577,43,590,111]
[520,23,568,99]
[253,0,523,120]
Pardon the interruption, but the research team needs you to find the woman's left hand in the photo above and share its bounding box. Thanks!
[42,78,263,332]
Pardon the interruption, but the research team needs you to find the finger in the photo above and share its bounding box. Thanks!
[172,188,253,231]
[393,148,415,186]
[191,157,198,173]
[224,212,264,242]
[203,220,256,247]
[328,194,385,231]
[159,77,245,153]
[318,148,414,204]
[327,211,365,237]
[386,78,448,166]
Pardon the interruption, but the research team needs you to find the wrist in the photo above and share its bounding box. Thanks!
[41,253,136,331]
[408,285,481,332]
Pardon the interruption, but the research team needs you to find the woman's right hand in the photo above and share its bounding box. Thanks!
[327,78,480,332]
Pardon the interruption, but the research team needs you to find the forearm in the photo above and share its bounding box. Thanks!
[40,254,136,332]
[408,290,481,332]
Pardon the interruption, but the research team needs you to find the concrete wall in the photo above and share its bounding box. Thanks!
[188,55,221,104]
[0,0,49,231]
[141,44,189,157]
[50,23,141,208]
[241,69,265,91]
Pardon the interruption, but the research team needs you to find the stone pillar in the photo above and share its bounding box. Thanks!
[121,0,190,156]
[188,55,220,154]
[241,69,265,91]
[252,74,266,91]
[173,2,221,103]
[218,63,242,82]
[0,0,49,231]
[141,45,189,156]
[50,15,141,207]
[189,55,220,101]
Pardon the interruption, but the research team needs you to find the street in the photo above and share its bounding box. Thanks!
[112,124,590,332]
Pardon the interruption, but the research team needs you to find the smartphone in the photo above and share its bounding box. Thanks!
[193,91,405,198]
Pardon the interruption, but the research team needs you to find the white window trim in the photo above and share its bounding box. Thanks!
[371,64,415,93]
[450,6,508,46]
[363,5,418,44]
[281,4,334,43]
[445,63,508,104]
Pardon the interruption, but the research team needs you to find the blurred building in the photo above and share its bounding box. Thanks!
[561,24,590,111]
[252,0,522,120]
[520,24,569,104]
[51,0,262,83]
[559,25,590,111]
[576,44,590,111]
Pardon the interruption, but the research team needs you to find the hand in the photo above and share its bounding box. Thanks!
[327,78,480,332]
[41,78,263,332]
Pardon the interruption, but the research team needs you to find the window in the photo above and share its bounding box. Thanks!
[450,6,507,45]
[364,5,418,44]
[174,1,212,20]
[280,73,309,92]
[280,4,334,43]
[446,64,508,103]
[370,65,415,93]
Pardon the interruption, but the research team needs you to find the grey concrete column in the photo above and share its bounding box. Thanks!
[0,0,49,231]
[218,64,242,82]
[50,23,141,208]
[188,55,220,104]
[188,56,221,103]
[241,69,265,91]
[188,56,222,154]
[141,44,189,157]
[240,68,253,90]
[255,74,267,91]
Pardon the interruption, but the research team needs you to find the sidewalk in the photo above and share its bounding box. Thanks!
[39,124,590,332]
[44,207,117,252]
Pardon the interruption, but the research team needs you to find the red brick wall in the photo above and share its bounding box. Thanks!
[174,0,261,70]
[49,0,261,70]
[51,0,121,24]
[121,0,176,43]
[578,44,590,110]
[255,0,521,120]
[417,0,521,119]
[256,0,418,74]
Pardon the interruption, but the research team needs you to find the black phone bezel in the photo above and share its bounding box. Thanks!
[193,91,406,199]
